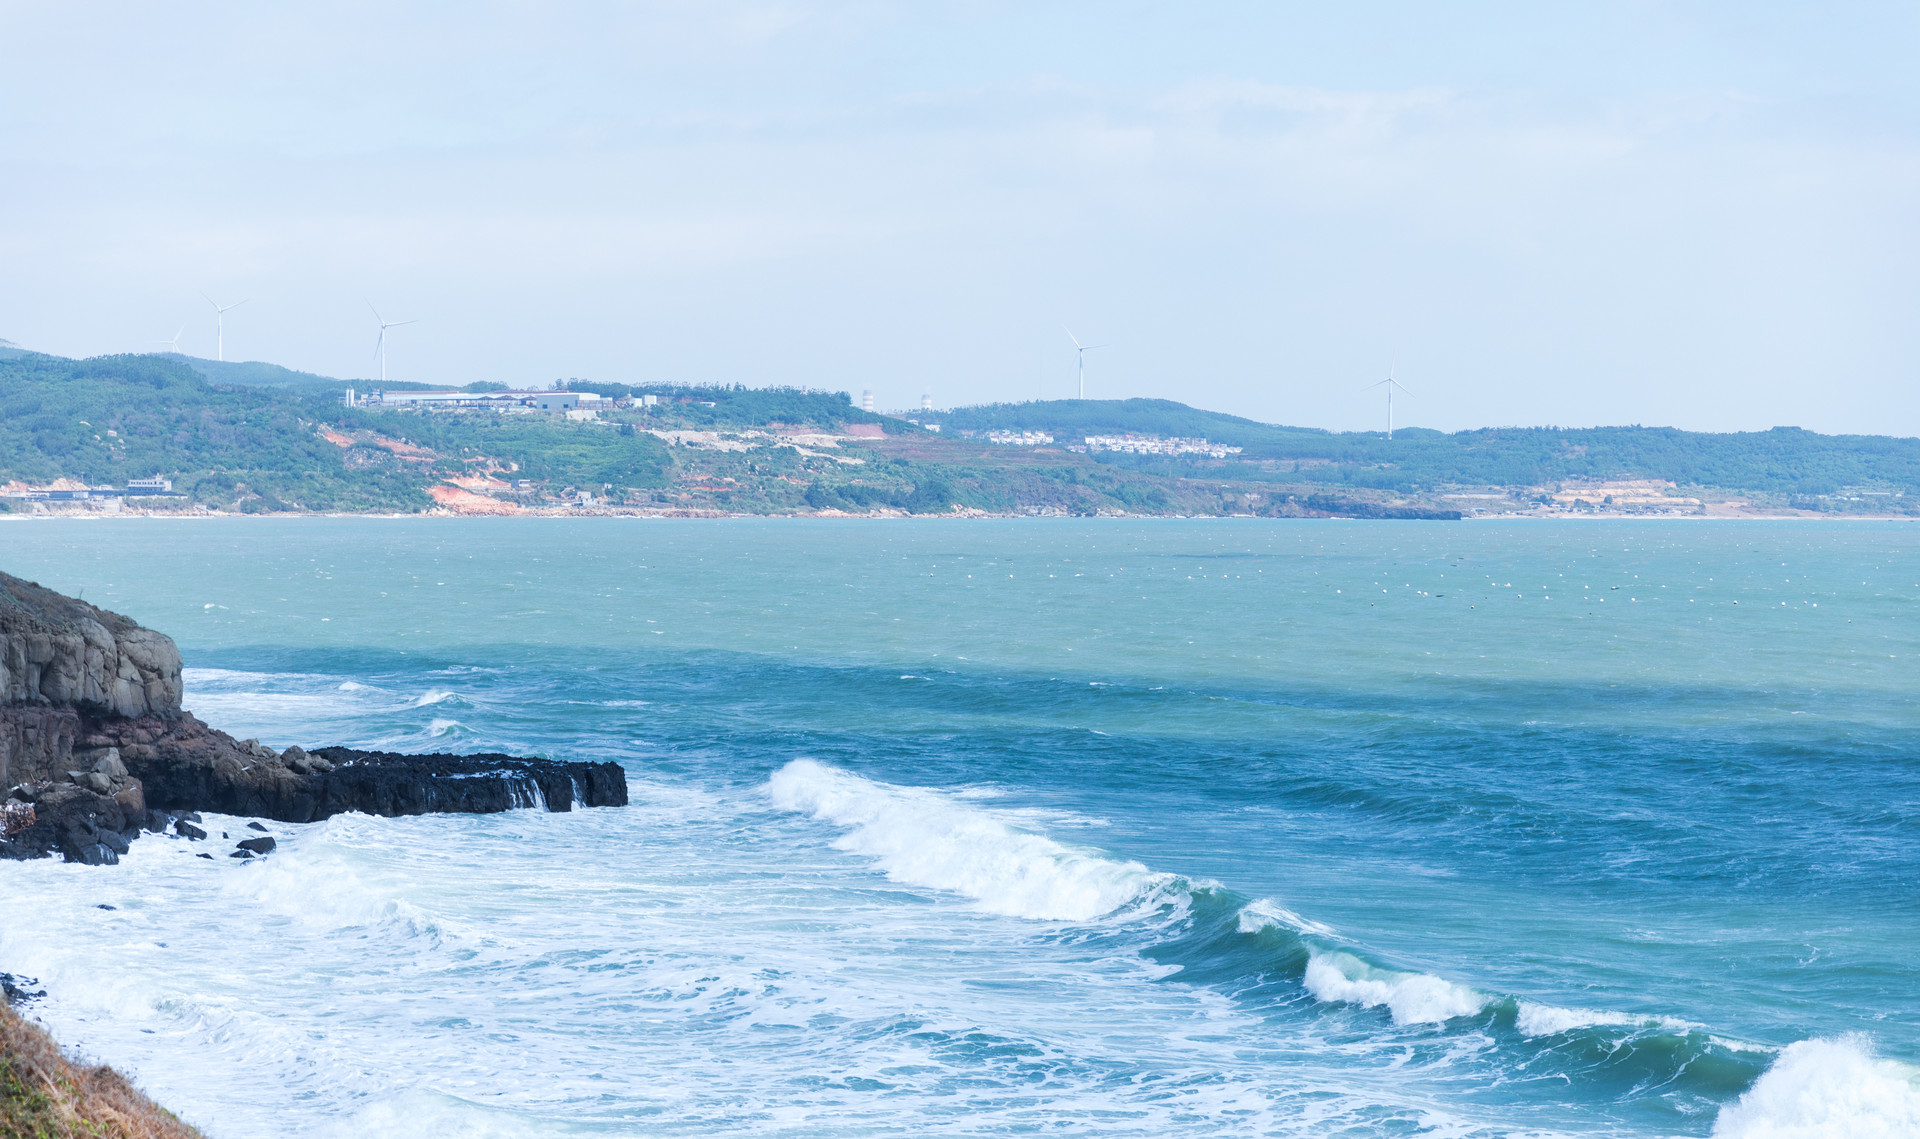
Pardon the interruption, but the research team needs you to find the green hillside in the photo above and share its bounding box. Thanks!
[0,352,672,512]
[941,399,1920,496]
[3,350,1915,517]
[162,354,356,391]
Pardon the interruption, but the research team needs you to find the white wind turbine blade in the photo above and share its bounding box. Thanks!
[373,327,385,360]
[1064,326,1084,350]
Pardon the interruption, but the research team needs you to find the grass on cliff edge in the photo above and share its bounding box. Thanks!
[2,1001,202,1139]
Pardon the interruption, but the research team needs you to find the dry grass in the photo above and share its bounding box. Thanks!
[2,1001,203,1138]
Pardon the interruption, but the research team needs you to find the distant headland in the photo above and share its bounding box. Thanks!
[2,348,1915,521]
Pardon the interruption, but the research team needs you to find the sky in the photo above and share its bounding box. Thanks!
[2,1,1916,435]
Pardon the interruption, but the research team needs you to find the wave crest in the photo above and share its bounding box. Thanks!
[1711,1037,1920,1139]
[766,759,1175,921]
[1303,951,1488,1026]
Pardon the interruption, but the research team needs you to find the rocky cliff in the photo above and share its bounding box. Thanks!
[1,570,625,865]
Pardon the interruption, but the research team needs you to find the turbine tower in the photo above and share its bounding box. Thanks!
[1065,327,1106,400]
[368,302,417,385]
[200,294,248,362]
[1367,365,1411,440]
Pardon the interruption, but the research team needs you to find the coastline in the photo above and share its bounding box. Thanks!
[1,508,1915,522]
[3,996,202,1138]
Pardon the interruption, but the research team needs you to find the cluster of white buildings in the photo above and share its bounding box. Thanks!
[1,478,179,503]
[983,430,1055,446]
[1075,434,1243,458]
[349,389,663,420]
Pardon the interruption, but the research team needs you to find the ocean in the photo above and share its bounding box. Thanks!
[1,517,1916,1137]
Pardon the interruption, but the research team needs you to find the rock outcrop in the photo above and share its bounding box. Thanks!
[0,570,627,865]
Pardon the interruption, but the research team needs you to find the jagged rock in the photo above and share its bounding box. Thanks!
[1,569,628,866]
[236,836,275,855]
[90,748,128,779]
[97,830,130,855]
[1,973,45,1005]
[75,843,118,866]
[246,821,268,832]
[229,849,254,859]
[0,779,144,863]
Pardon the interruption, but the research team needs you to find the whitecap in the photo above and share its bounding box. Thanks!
[1514,1001,1694,1037]
[1712,1036,1920,1138]
[1237,898,1339,938]
[1303,951,1488,1026]
[766,758,1175,922]
[411,689,462,707]
[426,718,464,737]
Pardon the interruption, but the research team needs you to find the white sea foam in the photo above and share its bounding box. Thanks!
[426,718,463,737]
[1712,1037,1920,1139]
[411,688,461,707]
[1514,1001,1698,1037]
[766,758,1174,921]
[1303,952,1489,1026]
[1237,898,1339,938]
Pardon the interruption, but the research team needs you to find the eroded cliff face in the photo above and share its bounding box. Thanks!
[0,572,183,791]
[2,568,626,865]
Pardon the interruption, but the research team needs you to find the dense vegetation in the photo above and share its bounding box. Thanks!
[942,399,1920,495]
[4,351,1915,516]
[563,381,898,432]
[0,353,670,511]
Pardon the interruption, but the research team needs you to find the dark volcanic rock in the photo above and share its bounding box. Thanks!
[293,748,629,821]
[3,780,144,863]
[0,568,628,864]
[236,836,275,855]
[1,972,45,1005]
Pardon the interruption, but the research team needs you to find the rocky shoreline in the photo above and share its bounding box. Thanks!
[0,569,627,866]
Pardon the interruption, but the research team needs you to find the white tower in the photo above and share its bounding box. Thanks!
[862,389,875,413]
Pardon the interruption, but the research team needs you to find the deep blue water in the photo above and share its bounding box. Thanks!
[1,518,1916,1137]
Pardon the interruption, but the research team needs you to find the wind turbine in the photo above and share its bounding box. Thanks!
[1367,364,1411,440]
[153,326,184,354]
[1065,327,1107,400]
[200,294,248,362]
[368,302,417,385]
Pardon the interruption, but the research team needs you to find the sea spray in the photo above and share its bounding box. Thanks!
[1711,1037,1920,1139]
[1301,951,1489,1025]
[767,758,1176,921]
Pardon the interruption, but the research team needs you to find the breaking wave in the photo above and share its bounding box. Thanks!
[765,759,1893,1134]
[1711,1037,1920,1139]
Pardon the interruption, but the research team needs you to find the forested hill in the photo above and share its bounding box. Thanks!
[941,399,1920,495]
[0,352,672,512]
[2,349,1916,517]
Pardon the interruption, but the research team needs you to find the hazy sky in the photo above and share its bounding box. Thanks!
[3,2,1916,434]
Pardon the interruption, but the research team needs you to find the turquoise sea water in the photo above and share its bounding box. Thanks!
[1,517,1916,1137]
